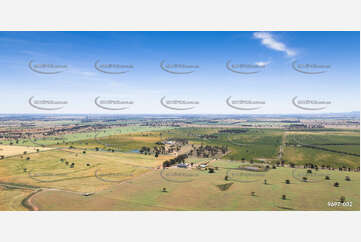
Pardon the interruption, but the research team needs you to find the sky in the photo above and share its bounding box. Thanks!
[0,31,359,114]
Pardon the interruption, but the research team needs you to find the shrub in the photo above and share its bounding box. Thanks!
[251,192,256,196]
[340,196,346,203]
[282,194,286,200]
[264,179,267,185]
[285,179,290,184]
[302,177,308,182]
[325,176,330,180]
[217,183,233,191]
[162,187,167,192]
[224,176,228,181]
[307,169,312,174]
[345,176,351,181]
[334,182,339,187]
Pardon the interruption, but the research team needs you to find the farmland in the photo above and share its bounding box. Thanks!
[26,164,360,211]
[0,117,359,211]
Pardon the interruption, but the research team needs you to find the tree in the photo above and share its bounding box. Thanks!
[334,182,340,187]
[162,187,167,192]
[302,177,308,182]
[264,179,267,185]
[340,196,346,203]
[285,179,290,184]
[282,194,286,200]
[251,192,256,196]
[225,176,229,181]
[345,176,351,181]
[325,176,330,180]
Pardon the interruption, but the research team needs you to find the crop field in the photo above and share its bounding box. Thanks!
[0,125,359,211]
[284,130,360,168]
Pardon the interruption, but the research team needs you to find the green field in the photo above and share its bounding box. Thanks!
[284,130,360,168]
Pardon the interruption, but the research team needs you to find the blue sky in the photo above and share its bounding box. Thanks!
[0,31,359,114]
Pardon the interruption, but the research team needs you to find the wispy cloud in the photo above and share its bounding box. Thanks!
[253,32,296,57]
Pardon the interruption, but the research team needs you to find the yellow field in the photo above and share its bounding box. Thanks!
[29,165,360,211]
[0,148,174,210]
[0,145,52,157]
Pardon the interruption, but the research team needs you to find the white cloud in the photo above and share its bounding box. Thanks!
[253,32,296,57]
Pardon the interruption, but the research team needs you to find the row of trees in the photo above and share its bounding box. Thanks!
[190,145,228,158]
[162,154,188,168]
